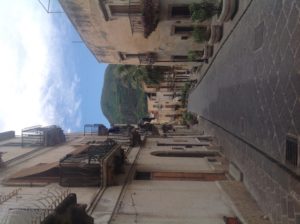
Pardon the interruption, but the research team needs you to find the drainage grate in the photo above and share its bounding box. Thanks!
[286,135,298,167]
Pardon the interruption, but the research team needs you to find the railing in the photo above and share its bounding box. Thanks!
[138,52,157,65]
[128,0,143,34]
[128,0,160,38]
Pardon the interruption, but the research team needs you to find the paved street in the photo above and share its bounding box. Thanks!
[189,0,300,223]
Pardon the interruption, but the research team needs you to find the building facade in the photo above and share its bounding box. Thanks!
[0,122,270,224]
[143,66,191,123]
[59,0,214,67]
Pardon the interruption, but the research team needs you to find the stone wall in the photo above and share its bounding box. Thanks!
[199,117,300,224]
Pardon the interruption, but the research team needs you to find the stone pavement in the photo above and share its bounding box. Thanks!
[190,0,253,82]
[189,0,300,223]
[219,180,271,224]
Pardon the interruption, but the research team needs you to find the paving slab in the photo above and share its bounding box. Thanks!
[218,181,271,224]
[188,0,300,223]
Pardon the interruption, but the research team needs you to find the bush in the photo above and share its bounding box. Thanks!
[181,82,192,107]
[189,1,221,22]
[188,50,202,61]
[192,27,210,43]
[144,66,165,84]
[182,112,198,125]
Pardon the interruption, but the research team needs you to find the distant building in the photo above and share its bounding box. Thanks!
[59,0,213,67]
[143,66,190,123]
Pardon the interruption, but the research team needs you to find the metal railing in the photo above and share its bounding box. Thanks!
[128,0,144,34]
[138,52,157,65]
[128,0,160,37]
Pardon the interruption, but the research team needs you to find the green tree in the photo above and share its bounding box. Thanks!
[116,65,164,89]
[189,1,221,22]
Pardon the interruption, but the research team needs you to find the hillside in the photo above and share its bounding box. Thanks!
[101,65,148,125]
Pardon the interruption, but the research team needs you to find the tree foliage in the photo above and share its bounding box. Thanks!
[189,1,221,22]
[101,65,148,124]
[116,65,165,89]
[192,27,210,43]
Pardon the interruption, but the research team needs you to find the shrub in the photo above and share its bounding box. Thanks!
[181,82,192,107]
[192,27,210,43]
[189,1,221,22]
[188,50,203,61]
[182,112,198,125]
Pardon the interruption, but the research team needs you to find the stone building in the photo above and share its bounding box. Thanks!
[143,66,191,123]
[0,124,140,223]
[91,124,269,224]
[0,122,271,223]
[58,0,215,67]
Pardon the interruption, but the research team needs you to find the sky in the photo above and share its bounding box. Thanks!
[0,0,109,134]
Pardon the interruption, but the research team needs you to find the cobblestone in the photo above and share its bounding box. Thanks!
[195,117,300,223]
[189,0,300,223]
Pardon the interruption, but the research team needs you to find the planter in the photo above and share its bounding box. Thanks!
[217,0,238,22]
[208,25,223,44]
[201,45,214,59]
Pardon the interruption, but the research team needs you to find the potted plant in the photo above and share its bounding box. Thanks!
[217,0,238,22]
[182,112,198,125]
[189,1,222,22]
[188,50,204,61]
[192,26,211,43]
[189,0,238,23]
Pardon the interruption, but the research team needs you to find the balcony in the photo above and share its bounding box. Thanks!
[129,0,160,38]
[138,52,157,65]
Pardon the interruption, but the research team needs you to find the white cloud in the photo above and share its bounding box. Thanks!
[0,1,81,134]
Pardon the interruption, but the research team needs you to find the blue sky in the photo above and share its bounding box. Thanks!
[0,0,109,134]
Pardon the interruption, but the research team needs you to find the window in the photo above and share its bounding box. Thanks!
[172,147,184,150]
[165,105,176,109]
[165,114,175,118]
[172,55,189,62]
[286,135,299,167]
[174,26,194,34]
[208,158,217,162]
[169,5,190,18]
[109,5,129,15]
[124,53,140,59]
[119,52,142,60]
[174,139,187,142]
[135,171,151,180]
